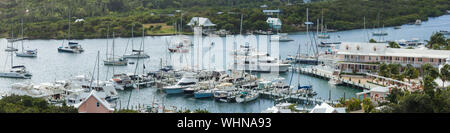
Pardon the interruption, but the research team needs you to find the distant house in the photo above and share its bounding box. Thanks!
[187,17,216,27]
[74,90,114,113]
[356,86,392,103]
[75,19,84,23]
[266,17,282,30]
[310,103,346,113]
[262,9,281,16]
[260,4,268,8]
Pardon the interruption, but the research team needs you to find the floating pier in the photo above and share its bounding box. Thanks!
[259,90,339,105]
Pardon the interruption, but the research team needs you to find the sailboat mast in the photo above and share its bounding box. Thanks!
[97,50,100,87]
[21,0,24,52]
[316,19,319,35]
[106,24,109,59]
[68,5,71,41]
[112,32,116,61]
[321,9,324,33]
[142,25,145,52]
[131,24,134,50]
[240,14,243,35]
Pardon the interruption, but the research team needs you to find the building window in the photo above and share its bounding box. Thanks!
[97,102,100,107]
[369,56,371,60]
[346,45,349,50]
[376,57,379,61]
[373,46,377,51]
[418,58,422,62]
[357,45,360,50]
[431,58,434,62]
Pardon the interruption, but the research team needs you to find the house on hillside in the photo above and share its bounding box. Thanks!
[266,17,282,30]
[74,90,114,113]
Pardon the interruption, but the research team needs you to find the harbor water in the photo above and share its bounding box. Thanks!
[1,15,449,113]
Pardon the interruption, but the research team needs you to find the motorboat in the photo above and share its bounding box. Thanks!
[235,91,259,103]
[111,73,135,90]
[58,42,84,53]
[104,57,128,66]
[194,89,214,99]
[270,33,294,42]
[163,73,198,94]
[123,50,150,58]
[328,78,343,86]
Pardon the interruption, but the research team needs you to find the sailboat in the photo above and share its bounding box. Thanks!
[5,25,19,52]
[317,9,330,39]
[0,46,32,79]
[123,25,149,58]
[58,7,84,53]
[372,13,388,36]
[16,6,37,58]
[104,31,128,66]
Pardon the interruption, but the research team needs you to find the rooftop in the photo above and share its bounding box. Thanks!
[338,42,450,59]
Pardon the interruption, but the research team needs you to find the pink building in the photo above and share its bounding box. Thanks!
[74,90,115,113]
[336,42,450,73]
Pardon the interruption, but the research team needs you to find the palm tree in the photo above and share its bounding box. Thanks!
[439,64,450,88]
[403,64,419,83]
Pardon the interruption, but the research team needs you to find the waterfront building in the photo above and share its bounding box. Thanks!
[335,42,450,74]
[356,86,391,103]
[74,90,114,113]
[266,17,282,30]
[187,17,216,27]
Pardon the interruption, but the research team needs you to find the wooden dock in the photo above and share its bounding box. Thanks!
[258,90,339,105]
[295,67,380,90]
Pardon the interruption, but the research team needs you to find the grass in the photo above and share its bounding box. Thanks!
[143,23,176,35]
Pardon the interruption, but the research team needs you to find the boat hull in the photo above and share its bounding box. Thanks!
[164,87,185,94]
[123,54,150,59]
[16,53,37,57]
[194,92,213,99]
[58,48,83,53]
[0,72,31,79]
[232,64,291,72]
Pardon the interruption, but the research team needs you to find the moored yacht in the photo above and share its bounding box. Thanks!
[0,65,32,79]
[16,49,37,57]
[58,42,84,53]
[163,73,198,94]
[270,33,293,42]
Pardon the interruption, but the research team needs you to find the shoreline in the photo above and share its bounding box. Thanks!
[2,14,449,40]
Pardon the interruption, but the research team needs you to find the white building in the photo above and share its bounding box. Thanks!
[336,42,450,73]
[310,103,346,113]
[187,17,216,27]
[266,17,282,30]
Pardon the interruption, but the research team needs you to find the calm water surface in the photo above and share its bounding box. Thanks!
[1,15,449,113]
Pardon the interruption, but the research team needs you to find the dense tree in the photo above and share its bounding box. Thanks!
[0,0,449,38]
[0,95,77,113]
[388,42,401,48]
[427,32,447,49]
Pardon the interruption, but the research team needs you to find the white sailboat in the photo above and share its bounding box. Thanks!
[123,25,149,59]
[372,13,388,36]
[0,47,32,79]
[5,25,18,52]
[58,7,84,53]
[317,9,330,39]
[104,32,128,66]
[16,6,37,58]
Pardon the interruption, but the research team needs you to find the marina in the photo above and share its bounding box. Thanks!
[1,15,449,113]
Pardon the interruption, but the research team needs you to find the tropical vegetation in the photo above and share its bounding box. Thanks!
[0,0,449,39]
